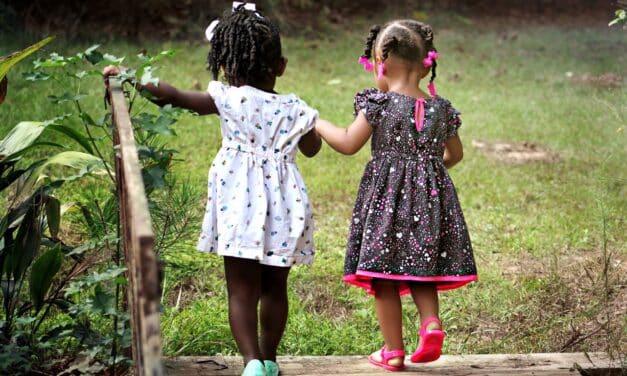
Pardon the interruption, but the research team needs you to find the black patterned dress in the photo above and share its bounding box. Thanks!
[343,88,477,296]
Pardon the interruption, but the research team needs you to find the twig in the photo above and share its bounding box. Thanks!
[559,324,606,352]
[175,285,183,310]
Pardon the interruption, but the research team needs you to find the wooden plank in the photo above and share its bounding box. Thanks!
[163,353,618,376]
[109,78,163,376]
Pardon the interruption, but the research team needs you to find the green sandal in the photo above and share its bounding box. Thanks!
[242,359,265,376]
[264,360,279,376]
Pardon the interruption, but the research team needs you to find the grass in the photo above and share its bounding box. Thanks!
[1,13,625,361]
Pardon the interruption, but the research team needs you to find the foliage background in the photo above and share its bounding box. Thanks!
[0,0,617,38]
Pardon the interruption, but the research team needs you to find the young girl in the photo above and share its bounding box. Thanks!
[105,4,321,376]
[316,20,477,371]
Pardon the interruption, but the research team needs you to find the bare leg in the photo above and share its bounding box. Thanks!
[224,256,263,364]
[370,279,404,366]
[259,264,291,361]
[409,282,439,324]
[409,282,441,339]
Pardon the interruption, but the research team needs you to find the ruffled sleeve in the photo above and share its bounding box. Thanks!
[207,80,227,112]
[353,88,389,126]
[445,101,462,139]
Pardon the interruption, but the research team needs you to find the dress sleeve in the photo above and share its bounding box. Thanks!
[298,102,319,134]
[207,80,227,111]
[353,88,388,126]
[445,102,462,139]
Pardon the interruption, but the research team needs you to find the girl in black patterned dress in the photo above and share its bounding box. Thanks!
[316,20,477,371]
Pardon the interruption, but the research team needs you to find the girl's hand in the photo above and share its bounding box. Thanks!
[298,128,321,157]
[102,65,121,78]
[102,65,127,92]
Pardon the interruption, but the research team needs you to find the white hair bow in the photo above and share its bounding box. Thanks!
[205,2,258,41]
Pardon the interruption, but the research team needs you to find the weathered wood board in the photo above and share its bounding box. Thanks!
[164,352,621,375]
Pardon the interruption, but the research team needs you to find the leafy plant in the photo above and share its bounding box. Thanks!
[609,9,626,26]
[0,118,108,374]
[0,41,199,374]
[0,36,54,105]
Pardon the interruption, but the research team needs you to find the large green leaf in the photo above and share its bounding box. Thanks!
[0,167,27,191]
[47,123,94,154]
[0,122,47,162]
[0,142,63,167]
[0,36,54,82]
[1,279,16,315]
[10,204,41,281]
[2,187,47,233]
[45,196,61,238]
[32,151,107,182]
[29,246,63,311]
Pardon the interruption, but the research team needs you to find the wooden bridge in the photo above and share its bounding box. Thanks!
[108,82,623,376]
[162,353,618,375]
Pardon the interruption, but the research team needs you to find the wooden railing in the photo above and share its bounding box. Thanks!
[108,78,163,376]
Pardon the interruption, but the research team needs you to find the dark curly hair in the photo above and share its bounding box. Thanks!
[207,3,282,86]
[362,20,438,84]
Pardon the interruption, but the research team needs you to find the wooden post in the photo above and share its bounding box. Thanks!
[109,78,163,376]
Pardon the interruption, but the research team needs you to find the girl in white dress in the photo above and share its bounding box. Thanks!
[105,4,321,376]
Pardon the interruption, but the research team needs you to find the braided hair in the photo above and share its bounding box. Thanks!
[207,3,282,86]
[362,20,438,84]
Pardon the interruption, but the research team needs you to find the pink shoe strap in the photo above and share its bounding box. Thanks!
[381,347,405,361]
[420,317,442,337]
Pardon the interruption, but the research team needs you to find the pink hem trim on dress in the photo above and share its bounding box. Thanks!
[344,271,477,296]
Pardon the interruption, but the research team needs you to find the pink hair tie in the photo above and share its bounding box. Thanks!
[358,56,374,72]
[422,50,439,68]
[428,81,437,97]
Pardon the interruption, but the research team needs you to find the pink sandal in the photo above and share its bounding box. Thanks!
[368,346,406,371]
[410,317,445,363]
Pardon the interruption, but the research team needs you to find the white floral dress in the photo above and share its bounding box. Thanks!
[196,81,318,267]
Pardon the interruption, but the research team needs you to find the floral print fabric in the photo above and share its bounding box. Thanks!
[197,81,318,267]
[344,88,477,295]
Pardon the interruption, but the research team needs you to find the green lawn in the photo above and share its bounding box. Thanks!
[1,16,625,359]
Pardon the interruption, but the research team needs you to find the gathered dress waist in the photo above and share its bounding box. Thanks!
[373,149,442,163]
[222,140,295,163]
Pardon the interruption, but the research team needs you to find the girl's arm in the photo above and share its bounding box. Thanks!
[298,129,322,157]
[315,111,372,155]
[103,65,218,115]
[443,134,463,168]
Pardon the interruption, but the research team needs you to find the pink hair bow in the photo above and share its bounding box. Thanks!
[358,56,374,72]
[422,51,439,67]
